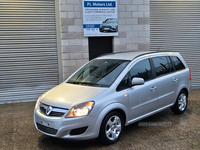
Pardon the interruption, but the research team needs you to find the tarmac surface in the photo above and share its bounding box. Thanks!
[0,89,200,150]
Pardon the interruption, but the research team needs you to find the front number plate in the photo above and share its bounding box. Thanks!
[35,116,54,128]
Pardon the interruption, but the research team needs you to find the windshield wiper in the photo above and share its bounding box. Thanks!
[67,81,103,87]
[76,82,100,86]
[67,81,108,87]
[67,81,76,84]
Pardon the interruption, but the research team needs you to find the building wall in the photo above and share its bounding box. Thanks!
[59,0,150,80]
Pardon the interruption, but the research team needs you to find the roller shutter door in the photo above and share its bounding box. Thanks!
[150,1,200,88]
[0,0,59,103]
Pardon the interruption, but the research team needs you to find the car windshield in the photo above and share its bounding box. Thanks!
[105,19,117,23]
[66,59,130,87]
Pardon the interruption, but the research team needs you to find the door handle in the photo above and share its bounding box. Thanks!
[173,78,178,83]
[150,86,157,91]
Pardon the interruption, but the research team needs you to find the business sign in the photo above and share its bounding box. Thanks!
[82,0,118,37]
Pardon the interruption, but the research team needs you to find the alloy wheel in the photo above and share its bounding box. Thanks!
[105,115,121,141]
[178,93,187,111]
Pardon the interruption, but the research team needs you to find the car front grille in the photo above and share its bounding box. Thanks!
[50,111,66,117]
[40,106,46,114]
[37,123,57,135]
[103,26,110,28]
[39,103,68,117]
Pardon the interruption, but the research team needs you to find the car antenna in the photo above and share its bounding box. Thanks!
[158,45,161,52]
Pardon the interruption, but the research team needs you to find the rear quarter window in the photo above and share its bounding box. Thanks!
[170,56,185,71]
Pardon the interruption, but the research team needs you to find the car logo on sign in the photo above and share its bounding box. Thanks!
[46,106,53,115]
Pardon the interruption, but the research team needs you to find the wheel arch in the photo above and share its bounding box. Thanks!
[103,108,126,125]
[180,88,189,97]
[171,86,189,114]
[176,83,190,100]
[94,103,128,137]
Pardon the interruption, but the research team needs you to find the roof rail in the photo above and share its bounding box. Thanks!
[97,51,156,59]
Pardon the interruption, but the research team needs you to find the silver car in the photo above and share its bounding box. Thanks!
[99,18,118,32]
[34,51,191,144]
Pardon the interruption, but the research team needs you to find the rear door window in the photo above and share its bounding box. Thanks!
[170,56,185,71]
[152,56,171,77]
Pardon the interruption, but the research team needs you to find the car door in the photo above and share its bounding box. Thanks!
[151,56,177,109]
[127,58,158,122]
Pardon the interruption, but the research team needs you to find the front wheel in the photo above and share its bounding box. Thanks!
[99,111,124,144]
[171,90,188,114]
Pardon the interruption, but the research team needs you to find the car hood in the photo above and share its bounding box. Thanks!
[40,82,108,109]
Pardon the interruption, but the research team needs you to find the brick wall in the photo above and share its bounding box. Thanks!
[59,0,150,80]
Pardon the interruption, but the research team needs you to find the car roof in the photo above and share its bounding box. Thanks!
[96,51,179,60]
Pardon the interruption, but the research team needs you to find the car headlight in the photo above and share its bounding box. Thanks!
[34,93,45,110]
[111,25,116,28]
[100,25,102,28]
[65,101,95,118]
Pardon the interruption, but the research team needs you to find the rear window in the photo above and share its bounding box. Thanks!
[170,56,185,71]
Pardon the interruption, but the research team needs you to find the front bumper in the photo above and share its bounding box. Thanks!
[34,109,100,140]
[99,26,118,32]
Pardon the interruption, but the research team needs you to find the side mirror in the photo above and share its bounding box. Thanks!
[131,77,144,86]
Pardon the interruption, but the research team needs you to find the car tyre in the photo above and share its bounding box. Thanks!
[99,111,124,144]
[171,90,188,114]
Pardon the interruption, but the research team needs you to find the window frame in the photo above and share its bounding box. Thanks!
[167,56,175,72]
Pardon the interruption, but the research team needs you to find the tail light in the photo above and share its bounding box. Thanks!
[189,69,192,80]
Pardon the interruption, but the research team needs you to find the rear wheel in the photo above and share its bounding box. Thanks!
[99,111,124,144]
[171,90,188,114]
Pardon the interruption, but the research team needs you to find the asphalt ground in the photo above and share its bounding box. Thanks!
[0,89,200,150]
